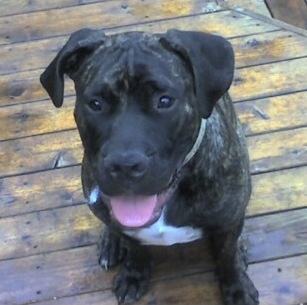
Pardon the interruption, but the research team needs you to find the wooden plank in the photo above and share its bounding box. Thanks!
[248,127,307,174]
[1,163,306,219]
[0,205,101,260]
[235,91,307,136]
[0,129,82,178]
[0,69,50,107]
[0,246,112,305]
[238,4,307,38]
[232,30,307,68]
[266,0,307,30]
[231,57,307,102]
[0,0,106,17]
[0,99,76,141]
[250,255,307,305]
[32,291,116,305]
[1,237,307,305]
[248,167,307,216]
[0,11,282,74]
[0,166,84,218]
[244,209,307,262]
[217,0,271,17]
[1,125,306,178]
[0,0,222,45]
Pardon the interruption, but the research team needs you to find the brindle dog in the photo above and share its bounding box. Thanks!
[40,29,259,305]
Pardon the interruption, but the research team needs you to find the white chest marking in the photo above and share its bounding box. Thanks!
[88,186,100,205]
[124,211,203,246]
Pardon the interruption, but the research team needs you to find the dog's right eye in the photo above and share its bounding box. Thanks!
[157,96,175,109]
[88,99,102,112]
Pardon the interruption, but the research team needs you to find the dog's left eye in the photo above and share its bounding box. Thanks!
[158,96,175,109]
[88,99,102,112]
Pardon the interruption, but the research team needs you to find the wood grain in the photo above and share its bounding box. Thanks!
[0,13,284,76]
[0,166,83,217]
[248,127,307,174]
[231,58,307,102]
[0,0,221,45]
[0,0,105,17]
[235,91,307,136]
[266,0,307,30]
[217,0,271,16]
[248,166,307,216]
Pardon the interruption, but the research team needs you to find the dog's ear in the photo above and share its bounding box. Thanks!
[40,28,106,108]
[160,29,234,118]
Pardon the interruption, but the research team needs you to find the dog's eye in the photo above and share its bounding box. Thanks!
[88,99,102,112]
[158,96,175,109]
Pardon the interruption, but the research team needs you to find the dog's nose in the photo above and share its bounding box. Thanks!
[104,152,149,179]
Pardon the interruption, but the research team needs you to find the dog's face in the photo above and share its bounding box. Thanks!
[73,33,199,197]
[40,29,234,228]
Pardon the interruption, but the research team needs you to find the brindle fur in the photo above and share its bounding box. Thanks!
[40,29,259,305]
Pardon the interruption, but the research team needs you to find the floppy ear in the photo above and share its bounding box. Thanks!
[40,28,106,108]
[160,29,234,118]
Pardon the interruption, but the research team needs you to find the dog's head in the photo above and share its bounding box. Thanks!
[41,29,234,228]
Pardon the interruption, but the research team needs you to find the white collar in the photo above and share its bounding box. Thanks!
[182,118,207,166]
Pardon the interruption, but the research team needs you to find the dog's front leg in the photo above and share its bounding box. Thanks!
[98,227,126,270]
[211,222,259,305]
[113,238,151,304]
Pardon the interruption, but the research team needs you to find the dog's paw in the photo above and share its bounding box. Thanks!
[221,272,259,305]
[113,266,150,304]
[97,228,125,270]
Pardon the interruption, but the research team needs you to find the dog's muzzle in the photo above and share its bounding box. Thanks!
[88,119,207,228]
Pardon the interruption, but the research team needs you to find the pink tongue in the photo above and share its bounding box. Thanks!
[110,195,158,227]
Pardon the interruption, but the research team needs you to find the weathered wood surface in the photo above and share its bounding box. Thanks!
[0,0,224,45]
[1,1,307,305]
[217,0,271,16]
[266,0,307,30]
[0,13,283,76]
[0,0,105,17]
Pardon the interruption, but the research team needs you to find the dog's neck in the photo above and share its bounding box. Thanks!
[182,118,207,166]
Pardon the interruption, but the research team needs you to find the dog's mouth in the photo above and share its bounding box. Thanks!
[100,177,177,229]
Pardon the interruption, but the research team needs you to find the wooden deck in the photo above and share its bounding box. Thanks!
[1,1,307,305]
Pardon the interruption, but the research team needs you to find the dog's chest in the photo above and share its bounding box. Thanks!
[124,211,203,246]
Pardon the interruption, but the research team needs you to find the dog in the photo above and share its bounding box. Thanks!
[40,28,259,305]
